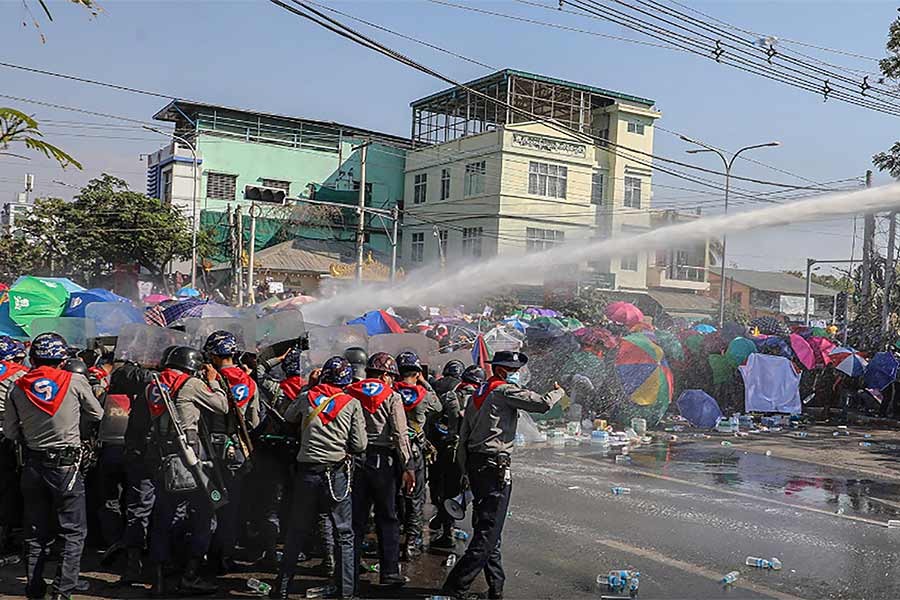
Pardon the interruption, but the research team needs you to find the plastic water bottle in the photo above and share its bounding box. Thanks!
[445,554,457,568]
[746,556,781,569]
[730,414,740,432]
[452,528,469,541]
[615,454,632,464]
[246,578,271,595]
[591,430,610,444]
[366,563,380,573]
[770,557,782,570]
[721,440,733,447]
[860,441,872,447]
[0,554,21,567]
[721,571,739,585]
[887,519,900,528]
[306,584,337,598]
[611,486,631,495]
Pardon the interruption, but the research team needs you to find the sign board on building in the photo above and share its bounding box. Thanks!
[511,133,586,157]
[268,281,285,294]
[779,294,811,316]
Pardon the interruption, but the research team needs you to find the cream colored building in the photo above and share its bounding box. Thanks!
[402,69,666,292]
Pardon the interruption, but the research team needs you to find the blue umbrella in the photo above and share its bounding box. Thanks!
[176,287,201,298]
[63,288,130,318]
[676,389,723,428]
[693,323,717,335]
[0,301,28,340]
[864,352,899,391]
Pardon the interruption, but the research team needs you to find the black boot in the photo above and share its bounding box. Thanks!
[120,548,143,585]
[150,564,166,598]
[268,573,292,600]
[179,558,217,595]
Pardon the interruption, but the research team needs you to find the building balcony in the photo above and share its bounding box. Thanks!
[647,264,709,291]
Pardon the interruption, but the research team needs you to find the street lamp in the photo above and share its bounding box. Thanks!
[680,136,780,327]
[143,126,199,290]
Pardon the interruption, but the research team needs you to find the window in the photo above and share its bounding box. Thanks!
[413,173,427,204]
[261,178,291,195]
[440,168,451,201]
[624,176,642,208]
[621,253,639,271]
[464,161,486,196]
[627,121,645,135]
[207,172,237,201]
[462,227,483,258]
[411,232,425,263]
[528,162,567,199]
[591,171,605,205]
[162,170,172,203]
[526,227,564,253]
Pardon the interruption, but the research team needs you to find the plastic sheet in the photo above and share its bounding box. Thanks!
[30,317,97,349]
[85,302,145,337]
[115,324,189,367]
[517,411,544,443]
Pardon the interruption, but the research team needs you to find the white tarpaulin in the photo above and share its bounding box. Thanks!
[739,353,801,414]
[779,295,811,316]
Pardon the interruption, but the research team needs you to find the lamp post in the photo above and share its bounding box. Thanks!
[680,136,780,327]
[143,126,199,290]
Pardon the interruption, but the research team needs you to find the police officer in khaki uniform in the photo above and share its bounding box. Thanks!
[442,351,564,600]
[346,352,414,587]
[271,356,366,599]
[0,335,28,552]
[3,333,103,600]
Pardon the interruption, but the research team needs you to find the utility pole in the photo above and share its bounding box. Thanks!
[247,203,259,306]
[390,205,399,281]
[861,169,875,307]
[235,205,244,306]
[882,210,897,340]
[228,204,236,303]
[804,258,814,326]
[354,142,370,283]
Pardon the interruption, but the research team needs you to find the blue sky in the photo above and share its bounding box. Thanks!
[1,0,899,274]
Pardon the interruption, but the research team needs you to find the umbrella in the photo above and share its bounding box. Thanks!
[558,317,584,331]
[615,334,673,407]
[708,354,736,385]
[749,316,790,337]
[605,301,644,327]
[701,333,728,355]
[758,336,792,359]
[502,317,529,333]
[13,276,84,294]
[789,334,816,370]
[176,287,201,298]
[8,276,70,333]
[676,389,723,428]
[720,321,748,342]
[472,333,491,375]
[524,307,560,318]
[530,316,565,330]
[143,294,171,305]
[272,295,317,311]
[808,336,837,367]
[693,323,717,334]
[683,334,704,356]
[0,301,28,339]
[829,346,868,377]
[160,298,209,325]
[630,321,655,333]
[654,329,684,361]
[63,288,130,318]
[726,337,757,366]
[347,310,405,335]
[864,352,899,391]
[573,327,618,354]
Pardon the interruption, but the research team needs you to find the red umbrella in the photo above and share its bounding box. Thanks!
[808,336,837,367]
[605,301,644,327]
[789,334,816,370]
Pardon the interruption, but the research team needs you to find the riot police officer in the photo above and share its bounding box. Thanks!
[3,332,103,600]
[393,351,440,559]
[427,360,466,548]
[345,352,414,587]
[344,347,368,383]
[271,356,366,599]
[457,365,486,414]
[146,346,228,596]
[442,351,564,600]
[0,335,28,552]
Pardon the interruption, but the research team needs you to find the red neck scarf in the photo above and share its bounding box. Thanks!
[307,383,353,425]
[16,365,73,416]
[347,378,394,414]
[456,381,477,394]
[88,366,109,390]
[0,360,27,383]
[146,368,190,418]
[279,375,307,402]
[219,365,257,409]
[471,377,506,411]
[394,381,426,412]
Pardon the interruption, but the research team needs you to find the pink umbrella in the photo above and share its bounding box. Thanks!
[143,294,171,305]
[605,301,644,327]
[789,333,816,370]
[808,336,837,367]
[272,295,317,310]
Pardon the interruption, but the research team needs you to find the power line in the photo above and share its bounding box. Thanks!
[0,61,173,99]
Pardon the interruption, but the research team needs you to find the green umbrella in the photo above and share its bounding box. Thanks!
[559,317,584,330]
[530,316,565,329]
[811,327,827,337]
[654,330,684,361]
[8,276,69,334]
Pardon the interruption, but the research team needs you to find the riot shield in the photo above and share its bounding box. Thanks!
[368,333,439,361]
[257,309,306,349]
[183,317,257,353]
[308,324,368,367]
[427,348,473,377]
[85,302,145,337]
[115,323,190,367]
[30,316,97,349]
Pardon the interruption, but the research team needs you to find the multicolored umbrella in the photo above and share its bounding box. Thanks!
[347,310,404,335]
[750,316,790,337]
[789,334,816,370]
[653,329,684,362]
[8,276,70,333]
[864,352,899,391]
[143,293,171,305]
[726,337,757,366]
[829,346,868,377]
[13,276,84,294]
[0,301,28,339]
[615,334,673,407]
[160,298,209,325]
[605,301,644,327]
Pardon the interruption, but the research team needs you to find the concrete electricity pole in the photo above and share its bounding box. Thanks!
[861,170,875,307]
[354,141,370,283]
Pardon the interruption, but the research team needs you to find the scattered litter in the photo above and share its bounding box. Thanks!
[615,455,632,464]
[864,433,873,439]
[860,442,873,447]
[365,563,380,573]
[306,584,338,598]
[837,508,845,515]
[886,519,900,528]
[568,486,582,490]
[793,432,808,438]
[721,441,733,447]
[452,528,469,541]
[600,570,640,596]
[668,435,678,442]
[445,554,457,568]
[765,450,772,456]
[746,556,782,570]
[246,578,271,595]
[720,571,739,585]
[0,555,21,567]
[611,487,631,495]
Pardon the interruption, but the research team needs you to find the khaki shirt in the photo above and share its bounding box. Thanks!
[0,368,26,434]
[166,377,229,433]
[457,382,564,469]
[363,391,413,466]
[285,391,367,464]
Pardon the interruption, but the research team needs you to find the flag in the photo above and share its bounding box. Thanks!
[472,333,492,377]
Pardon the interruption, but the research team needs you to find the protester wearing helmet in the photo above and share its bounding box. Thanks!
[3,332,102,600]
[443,351,565,600]
[345,352,415,587]
[392,350,441,560]
[145,346,228,596]
[0,334,27,554]
[272,356,366,600]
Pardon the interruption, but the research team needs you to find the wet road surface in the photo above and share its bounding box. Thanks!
[2,438,899,598]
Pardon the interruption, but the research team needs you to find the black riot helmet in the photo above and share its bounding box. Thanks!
[442,359,465,379]
[344,346,369,381]
[163,346,203,375]
[461,365,486,386]
[60,357,88,375]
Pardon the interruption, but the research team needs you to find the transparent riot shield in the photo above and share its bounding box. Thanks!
[30,316,98,350]
[368,333,439,361]
[85,302,146,337]
[183,317,257,353]
[308,325,368,367]
[115,323,190,367]
[427,348,473,377]
[256,309,306,350]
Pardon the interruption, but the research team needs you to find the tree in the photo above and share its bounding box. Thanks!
[20,174,209,283]
[782,270,852,293]
[0,108,81,168]
[544,287,610,325]
[874,16,900,176]
[0,234,43,283]
[481,293,520,319]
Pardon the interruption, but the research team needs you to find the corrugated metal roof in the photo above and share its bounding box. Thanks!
[210,240,342,274]
[721,268,839,296]
[647,290,717,313]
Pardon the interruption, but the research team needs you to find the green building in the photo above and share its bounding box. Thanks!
[146,100,409,274]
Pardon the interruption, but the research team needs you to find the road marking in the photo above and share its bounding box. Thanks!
[564,453,889,528]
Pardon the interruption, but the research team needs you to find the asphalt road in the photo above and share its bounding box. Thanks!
[2,436,900,599]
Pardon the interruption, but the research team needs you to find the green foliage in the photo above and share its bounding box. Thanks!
[545,287,610,325]
[0,108,81,169]
[782,270,852,292]
[0,234,44,282]
[875,17,900,178]
[20,174,201,282]
[722,301,750,326]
